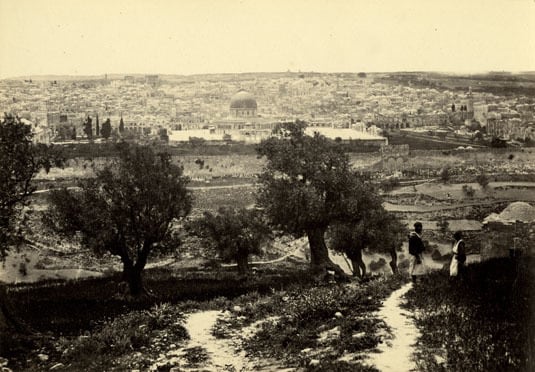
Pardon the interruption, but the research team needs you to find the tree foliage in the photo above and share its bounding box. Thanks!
[476,174,490,189]
[329,199,406,277]
[0,113,63,333]
[45,144,192,295]
[101,118,112,139]
[188,207,271,274]
[256,120,379,278]
[83,116,93,139]
[0,114,62,258]
[440,166,451,183]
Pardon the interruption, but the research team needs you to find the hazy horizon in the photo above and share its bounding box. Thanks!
[1,0,534,79]
[4,70,535,81]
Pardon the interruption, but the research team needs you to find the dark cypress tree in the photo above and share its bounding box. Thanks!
[101,118,112,139]
[83,116,93,139]
[96,114,100,137]
[119,116,125,133]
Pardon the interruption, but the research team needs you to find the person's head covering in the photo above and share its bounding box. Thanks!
[453,231,463,241]
[414,222,422,228]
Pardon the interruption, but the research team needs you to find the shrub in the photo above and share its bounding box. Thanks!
[59,303,188,364]
[431,249,443,261]
[476,174,490,189]
[462,184,475,198]
[369,258,387,271]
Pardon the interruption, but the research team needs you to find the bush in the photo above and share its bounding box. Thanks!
[476,174,490,189]
[60,303,187,359]
[431,249,443,261]
[462,184,475,198]
[369,258,387,271]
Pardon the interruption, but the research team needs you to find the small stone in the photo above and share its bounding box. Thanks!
[434,355,446,364]
[169,344,176,348]
[49,363,64,370]
[300,348,312,354]
[37,354,49,362]
[309,359,320,366]
[2,367,13,372]
[0,358,7,367]
[334,311,343,318]
[352,332,366,338]
[233,305,242,312]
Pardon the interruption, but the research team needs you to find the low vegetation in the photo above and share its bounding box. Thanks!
[214,274,407,370]
[405,257,534,372]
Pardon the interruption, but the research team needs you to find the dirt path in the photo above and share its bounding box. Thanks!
[150,310,295,372]
[365,282,420,372]
[150,310,250,371]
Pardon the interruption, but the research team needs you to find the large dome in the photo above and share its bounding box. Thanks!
[230,90,257,109]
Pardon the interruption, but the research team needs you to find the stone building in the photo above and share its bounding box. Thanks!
[229,90,257,118]
[482,202,535,259]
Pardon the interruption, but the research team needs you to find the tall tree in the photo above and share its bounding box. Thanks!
[256,120,376,279]
[119,116,125,133]
[95,114,100,137]
[45,144,192,296]
[188,207,271,274]
[101,118,112,139]
[83,116,93,139]
[0,114,62,333]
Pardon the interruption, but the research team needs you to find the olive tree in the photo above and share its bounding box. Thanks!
[188,207,271,274]
[0,114,62,333]
[256,120,382,279]
[45,143,192,296]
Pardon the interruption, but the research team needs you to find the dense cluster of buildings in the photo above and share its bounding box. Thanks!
[1,73,534,145]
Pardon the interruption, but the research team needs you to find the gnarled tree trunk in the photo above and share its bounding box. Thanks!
[123,263,144,297]
[348,248,366,278]
[307,227,348,279]
[120,243,152,297]
[389,245,399,274]
[236,248,250,276]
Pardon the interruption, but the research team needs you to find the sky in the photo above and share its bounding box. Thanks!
[0,0,534,78]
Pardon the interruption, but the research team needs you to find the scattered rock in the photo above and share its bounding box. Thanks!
[300,348,313,355]
[434,355,446,365]
[49,363,64,370]
[318,326,341,343]
[2,367,13,372]
[334,311,343,318]
[352,332,366,338]
[232,305,242,312]
[309,359,320,366]
[0,358,7,367]
[37,354,49,362]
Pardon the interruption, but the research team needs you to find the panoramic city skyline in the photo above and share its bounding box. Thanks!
[1,0,534,79]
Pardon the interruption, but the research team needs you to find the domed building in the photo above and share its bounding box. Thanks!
[230,90,257,118]
[482,202,535,259]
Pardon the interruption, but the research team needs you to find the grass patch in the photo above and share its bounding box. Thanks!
[405,257,535,372]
